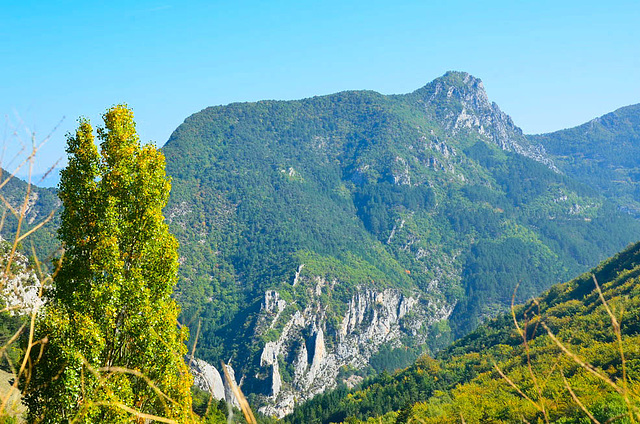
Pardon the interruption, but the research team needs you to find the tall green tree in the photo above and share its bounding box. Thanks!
[21,105,194,423]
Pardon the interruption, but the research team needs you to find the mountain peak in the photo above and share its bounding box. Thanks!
[412,72,555,169]
[421,71,490,108]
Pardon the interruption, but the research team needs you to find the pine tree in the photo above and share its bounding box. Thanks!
[21,105,194,423]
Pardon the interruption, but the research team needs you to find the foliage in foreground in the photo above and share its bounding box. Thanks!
[0,127,60,421]
[0,109,280,424]
[286,240,640,423]
[19,106,194,422]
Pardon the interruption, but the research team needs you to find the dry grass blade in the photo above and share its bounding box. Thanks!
[0,193,18,218]
[592,275,634,422]
[561,372,600,423]
[0,323,25,358]
[1,277,43,414]
[541,320,622,395]
[0,305,22,315]
[493,362,546,415]
[221,361,257,424]
[16,209,55,243]
[75,350,200,422]
[507,283,550,423]
[0,209,6,235]
[604,414,628,424]
[72,400,179,424]
[35,157,63,186]
[97,365,177,407]
[188,319,202,369]
[0,122,59,421]
[540,274,640,421]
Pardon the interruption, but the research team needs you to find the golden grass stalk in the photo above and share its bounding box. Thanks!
[497,273,640,423]
[221,361,257,424]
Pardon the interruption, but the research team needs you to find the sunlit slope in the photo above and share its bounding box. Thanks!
[287,240,640,423]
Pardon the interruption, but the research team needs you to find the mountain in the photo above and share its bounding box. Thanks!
[286,239,640,423]
[530,104,640,215]
[0,168,60,260]
[161,71,640,416]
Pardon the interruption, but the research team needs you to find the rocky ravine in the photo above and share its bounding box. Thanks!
[192,274,453,418]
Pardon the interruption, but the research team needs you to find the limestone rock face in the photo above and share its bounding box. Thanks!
[417,71,556,170]
[1,239,44,316]
[190,357,226,401]
[253,281,452,418]
[189,358,240,408]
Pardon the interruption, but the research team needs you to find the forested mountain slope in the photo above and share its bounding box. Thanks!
[0,168,60,259]
[286,239,640,423]
[530,103,640,215]
[162,71,640,415]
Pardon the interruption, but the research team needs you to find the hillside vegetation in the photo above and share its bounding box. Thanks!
[0,168,60,260]
[3,73,640,417]
[286,239,640,423]
[530,103,640,215]
[162,71,640,411]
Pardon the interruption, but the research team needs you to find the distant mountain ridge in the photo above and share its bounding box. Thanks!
[161,71,640,415]
[0,168,60,259]
[530,103,640,215]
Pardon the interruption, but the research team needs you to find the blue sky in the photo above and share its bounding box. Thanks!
[2,0,639,185]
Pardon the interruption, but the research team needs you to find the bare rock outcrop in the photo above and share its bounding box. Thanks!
[417,71,557,170]
[254,282,452,418]
[189,358,240,408]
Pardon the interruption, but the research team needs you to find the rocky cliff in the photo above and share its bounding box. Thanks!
[0,238,44,316]
[190,358,241,408]
[413,71,556,169]
[192,275,452,418]
[251,274,452,417]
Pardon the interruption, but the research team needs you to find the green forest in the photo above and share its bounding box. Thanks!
[286,240,640,423]
[530,103,640,216]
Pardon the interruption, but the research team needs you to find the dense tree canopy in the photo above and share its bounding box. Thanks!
[21,105,194,423]
[286,241,640,423]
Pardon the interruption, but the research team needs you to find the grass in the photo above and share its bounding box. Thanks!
[0,369,23,420]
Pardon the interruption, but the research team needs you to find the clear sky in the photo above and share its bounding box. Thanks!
[2,0,639,185]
